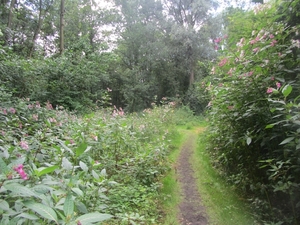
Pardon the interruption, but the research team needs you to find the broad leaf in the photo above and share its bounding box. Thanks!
[16,212,39,220]
[0,157,9,174]
[24,201,58,222]
[246,137,252,145]
[4,183,40,198]
[279,137,295,145]
[63,192,74,217]
[265,124,275,129]
[75,212,112,224]
[0,200,10,211]
[282,85,292,98]
[36,165,59,177]
[75,143,88,157]
[79,161,88,172]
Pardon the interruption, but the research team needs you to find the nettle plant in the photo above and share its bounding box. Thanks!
[208,18,300,223]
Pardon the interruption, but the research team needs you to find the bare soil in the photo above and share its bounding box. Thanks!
[176,130,208,225]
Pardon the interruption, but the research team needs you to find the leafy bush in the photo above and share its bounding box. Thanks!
[207,3,300,224]
[0,87,177,224]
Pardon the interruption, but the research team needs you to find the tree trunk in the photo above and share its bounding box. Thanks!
[60,0,65,54]
[29,0,44,58]
[5,0,15,45]
[7,0,15,28]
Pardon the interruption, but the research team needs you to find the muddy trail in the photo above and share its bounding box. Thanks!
[176,129,208,225]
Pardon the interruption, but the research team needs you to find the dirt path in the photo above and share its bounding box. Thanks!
[177,129,208,225]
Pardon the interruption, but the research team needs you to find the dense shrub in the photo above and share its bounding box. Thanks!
[0,87,177,224]
[207,3,300,224]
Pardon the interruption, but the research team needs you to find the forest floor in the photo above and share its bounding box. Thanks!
[176,128,208,225]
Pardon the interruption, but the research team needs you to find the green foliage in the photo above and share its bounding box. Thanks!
[208,2,300,224]
[0,87,177,224]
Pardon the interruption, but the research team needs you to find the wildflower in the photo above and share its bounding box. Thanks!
[271,77,275,80]
[3,109,7,115]
[250,39,257,45]
[253,47,260,53]
[276,82,281,89]
[214,45,218,50]
[247,71,254,76]
[227,68,235,76]
[270,39,277,46]
[14,164,28,180]
[92,135,98,141]
[218,58,228,67]
[214,37,222,43]
[237,38,245,47]
[107,87,112,92]
[9,108,16,114]
[269,34,274,39]
[48,117,57,123]
[223,35,228,39]
[32,114,38,121]
[267,88,273,93]
[36,102,41,108]
[28,104,34,109]
[211,66,216,74]
[20,141,29,150]
[46,101,53,110]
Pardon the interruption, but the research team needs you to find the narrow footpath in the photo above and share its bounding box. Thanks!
[177,129,208,225]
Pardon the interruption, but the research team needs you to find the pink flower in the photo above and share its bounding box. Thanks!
[250,39,257,45]
[271,77,275,80]
[32,114,38,121]
[227,68,235,76]
[20,141,29,150]
[28,104,34,109]
[270,39,277,46]
[3,109,7,115]
[36,102,41,108]
[14,164,28,180]
[276,82,281,89]
[92,135,98,141]
[48,117,57,123]
[269,34,274,39]
[9,108,16,114]
[214,37,222,43]
[253,47,260,53]
[267,88,273,93]
[214,45,218,50]
[218,58,228,67]
[46,101,53,110]
[211,66,216,74]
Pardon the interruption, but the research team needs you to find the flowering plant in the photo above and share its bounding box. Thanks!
[207,5,300,223]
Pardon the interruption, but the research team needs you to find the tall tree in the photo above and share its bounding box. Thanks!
[59,0,64,54]
[163,0,219,86]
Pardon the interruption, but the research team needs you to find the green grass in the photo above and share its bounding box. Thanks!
[192,130,259,225]
[160,124,259,225]
[159,129,186,225]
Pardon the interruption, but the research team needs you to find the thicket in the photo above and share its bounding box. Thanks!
[0,86,185,224]
[207,1,300,224]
